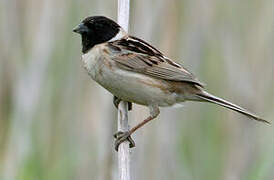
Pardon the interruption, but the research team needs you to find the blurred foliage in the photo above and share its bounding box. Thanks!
[0,0,274,179]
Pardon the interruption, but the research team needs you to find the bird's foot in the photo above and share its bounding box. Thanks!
[114,131,135,151]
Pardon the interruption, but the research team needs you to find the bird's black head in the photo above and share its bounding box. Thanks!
[73,16,120,53]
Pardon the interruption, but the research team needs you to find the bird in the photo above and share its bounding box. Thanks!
[73,16,269,151]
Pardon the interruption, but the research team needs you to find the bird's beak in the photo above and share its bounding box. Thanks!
[73,23,89,34]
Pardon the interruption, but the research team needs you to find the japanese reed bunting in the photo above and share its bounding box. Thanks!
[73,16,269,151]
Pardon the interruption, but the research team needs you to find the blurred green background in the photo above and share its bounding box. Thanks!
[0,0,274,179]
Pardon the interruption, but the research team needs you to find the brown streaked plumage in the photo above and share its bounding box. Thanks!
[73,16,269,151]
[109,36,204,87]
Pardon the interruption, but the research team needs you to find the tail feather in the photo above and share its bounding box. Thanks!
[196,91,270,124]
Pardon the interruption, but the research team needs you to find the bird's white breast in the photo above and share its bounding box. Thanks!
[81,47,101,78]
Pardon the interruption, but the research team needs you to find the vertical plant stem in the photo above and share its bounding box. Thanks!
[117,102,130,180]
[117,1,131,180]
[118,0,130,32]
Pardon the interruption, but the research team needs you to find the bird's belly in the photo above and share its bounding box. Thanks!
[90,62,179,106]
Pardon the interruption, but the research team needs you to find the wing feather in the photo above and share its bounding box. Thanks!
[108,37,204,87]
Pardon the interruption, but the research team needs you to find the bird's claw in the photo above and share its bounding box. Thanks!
[114,131,135,151]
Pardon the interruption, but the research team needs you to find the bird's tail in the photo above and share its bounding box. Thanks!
[195,91,269,124]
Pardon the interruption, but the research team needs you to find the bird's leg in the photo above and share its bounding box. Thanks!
[113,96,132,111]
[114,105,160,151]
